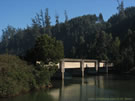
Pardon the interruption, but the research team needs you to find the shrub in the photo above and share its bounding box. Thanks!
[0,54,36,97]
[0,54,58,97]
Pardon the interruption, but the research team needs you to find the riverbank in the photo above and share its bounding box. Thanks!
[0,54,56,98]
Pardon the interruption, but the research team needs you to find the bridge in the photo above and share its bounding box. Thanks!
[58,58,113,79]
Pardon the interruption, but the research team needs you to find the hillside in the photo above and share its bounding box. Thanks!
[0,6,135,72]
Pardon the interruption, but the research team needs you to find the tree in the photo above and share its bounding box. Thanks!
[91,31,113,61]
[98,13,104,23]
[55,14,59,25]
[117,0,124,14]
[95,31,108,60]
[110,37,121,65]
[117,0,126,21]
[31,8,52,35]
[119,29,135,71]
[55,14,60,33]
[26,34,64,64]
[0,26,16,54]
[45,8,51,36]
[64,10,68,23]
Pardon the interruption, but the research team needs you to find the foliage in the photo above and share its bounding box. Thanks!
[0,54,36,97]
[0,54,57,97]
[116,29,135,72]
[25,34,64,64]
[34,62,57,87]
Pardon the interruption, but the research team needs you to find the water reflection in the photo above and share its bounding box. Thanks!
[50,75,135,101]
[1,75,135,101]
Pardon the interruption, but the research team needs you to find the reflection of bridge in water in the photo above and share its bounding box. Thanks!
[49,76,107,101]
[50,75,135,101]
[58,58,113,79]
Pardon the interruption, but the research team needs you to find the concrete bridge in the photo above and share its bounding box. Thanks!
[58,58,113,79]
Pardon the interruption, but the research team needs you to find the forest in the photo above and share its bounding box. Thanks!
[0,2,135,72]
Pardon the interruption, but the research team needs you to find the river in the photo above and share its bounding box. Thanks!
[1,74,135,101]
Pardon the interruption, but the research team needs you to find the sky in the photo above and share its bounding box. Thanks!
[0,0,135,37]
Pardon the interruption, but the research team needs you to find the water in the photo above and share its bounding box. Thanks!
[1,75,135,101]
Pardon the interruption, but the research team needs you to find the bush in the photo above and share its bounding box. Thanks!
[0,54,36,97]
[34,62,57,87]
[0,54,57,97]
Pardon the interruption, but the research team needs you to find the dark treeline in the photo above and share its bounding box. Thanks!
[0,3,135,73]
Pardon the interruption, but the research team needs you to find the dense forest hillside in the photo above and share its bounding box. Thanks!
[0,4,135,72]
[107,7,135,39]
[52,14,108,58]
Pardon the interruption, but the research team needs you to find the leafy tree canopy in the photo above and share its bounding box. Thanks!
[26,34,64,64]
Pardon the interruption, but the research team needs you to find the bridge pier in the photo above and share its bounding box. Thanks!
[95,60,99,72]
[81,60,84,77]
[106,62,108,74]
[61,60,65,80]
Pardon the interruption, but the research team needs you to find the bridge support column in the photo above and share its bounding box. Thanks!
[106,62,108,74]
[81,60,84,77]
[95,60,99,72]
[61,61,65,80]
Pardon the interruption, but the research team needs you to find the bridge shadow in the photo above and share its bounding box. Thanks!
[52,67,111,80]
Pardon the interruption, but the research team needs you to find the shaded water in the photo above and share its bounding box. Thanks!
[1,75,135,101]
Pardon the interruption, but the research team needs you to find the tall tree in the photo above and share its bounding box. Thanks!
[117,0,126,20]
[55,14,59,25]
[1,26,16,54]
[55,14,60,33]
[64,10,68,23]
[110,37,120,64]
[45,8,51,36]
[98,13,104,23]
